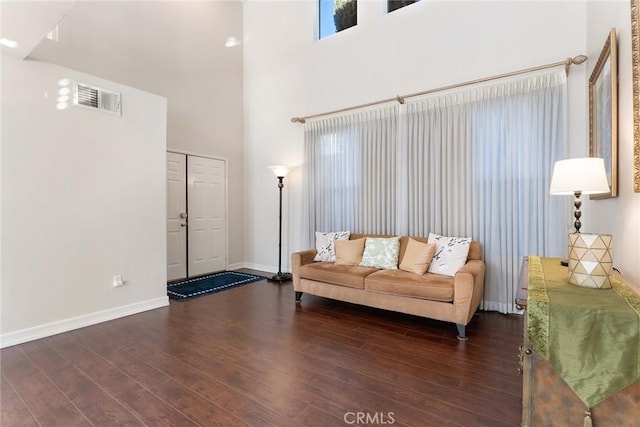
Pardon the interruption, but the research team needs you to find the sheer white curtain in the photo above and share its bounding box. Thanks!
[303,70,567,313]
[303,107,398,243]
[404,71,567,312]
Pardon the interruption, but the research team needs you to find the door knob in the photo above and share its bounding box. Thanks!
[179,212,188,219]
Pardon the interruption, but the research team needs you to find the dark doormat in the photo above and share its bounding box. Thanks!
[167,271,266,301]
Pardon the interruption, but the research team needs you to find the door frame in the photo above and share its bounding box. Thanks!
[166,152,188,281]
[167,149,229,276]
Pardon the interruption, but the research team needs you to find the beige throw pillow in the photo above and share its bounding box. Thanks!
[335,238,366,265]
[399,238,437,275]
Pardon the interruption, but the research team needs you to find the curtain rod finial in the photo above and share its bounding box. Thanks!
[571,55,588,65]
[291,117,306,124]
[565,55,587,75]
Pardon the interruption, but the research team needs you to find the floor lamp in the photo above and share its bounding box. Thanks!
[268,165,292,283]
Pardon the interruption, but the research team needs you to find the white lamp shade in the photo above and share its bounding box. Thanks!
[268,165,290,178]
[549,157,609,195]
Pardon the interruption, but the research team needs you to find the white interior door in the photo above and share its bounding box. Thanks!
[188,156,227,276]
[166,152,187,281]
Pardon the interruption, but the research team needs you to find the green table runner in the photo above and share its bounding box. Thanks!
[527,256,640,408]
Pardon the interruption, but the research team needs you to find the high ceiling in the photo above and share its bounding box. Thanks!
[0,1,76,59]
[1,1,243,97]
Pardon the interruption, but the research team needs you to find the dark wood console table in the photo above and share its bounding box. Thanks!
[518,256,640,426]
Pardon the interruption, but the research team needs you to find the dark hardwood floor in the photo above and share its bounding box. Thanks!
[1,272,523,426]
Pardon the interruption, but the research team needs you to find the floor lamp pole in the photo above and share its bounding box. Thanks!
[269,175,291,283]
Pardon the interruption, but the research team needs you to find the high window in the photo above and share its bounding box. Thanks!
[319,0,357,39]
[388,0,419,13]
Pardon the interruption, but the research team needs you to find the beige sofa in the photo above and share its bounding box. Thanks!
[291,233,485,339]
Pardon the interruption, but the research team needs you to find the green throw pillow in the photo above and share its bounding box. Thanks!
[359,236,400,269]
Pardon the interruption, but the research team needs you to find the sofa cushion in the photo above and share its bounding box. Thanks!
[299,262,379,289]
[399,238,436,275]
[360,236,401,269]
[468,241,482,260]
[364,269,455,302]
[335,238,366,266]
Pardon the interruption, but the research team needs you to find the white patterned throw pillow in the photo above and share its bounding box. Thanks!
[314,231,351,262]
[359,236,401,270]
[427,233,472,276]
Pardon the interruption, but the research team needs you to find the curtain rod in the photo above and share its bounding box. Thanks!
[291,55,587,124]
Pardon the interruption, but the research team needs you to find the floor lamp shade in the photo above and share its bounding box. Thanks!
[268,165,290,178]
[568,233,613,289]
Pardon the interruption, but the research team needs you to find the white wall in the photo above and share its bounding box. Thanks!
[243,1,587,271]
[584,0,640,287]
[1,55,168,346]
[30,1,246,266]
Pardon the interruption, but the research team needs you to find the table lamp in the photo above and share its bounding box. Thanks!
[549,157,613,288]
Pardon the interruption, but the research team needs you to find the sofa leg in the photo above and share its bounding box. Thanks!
[295,291,303,302]
[456,324,468,341]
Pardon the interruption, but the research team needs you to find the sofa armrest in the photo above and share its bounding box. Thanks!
[291,249,317,290]
[453,259,486,325]
[457,259,485,282]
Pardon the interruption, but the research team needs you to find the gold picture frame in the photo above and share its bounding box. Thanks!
[589,28,618,199]
[632,0,640,192]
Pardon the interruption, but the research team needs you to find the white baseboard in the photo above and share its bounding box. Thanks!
[0,296,169,349]
[226,262,252,271]
[229,262,292,275]
[242,262,276,273]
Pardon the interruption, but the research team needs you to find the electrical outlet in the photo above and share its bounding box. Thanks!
[113,274,124,287]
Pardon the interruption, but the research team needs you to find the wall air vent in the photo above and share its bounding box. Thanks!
[73,82,121,115]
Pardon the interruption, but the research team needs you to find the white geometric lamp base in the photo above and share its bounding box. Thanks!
[567,233,613,289]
